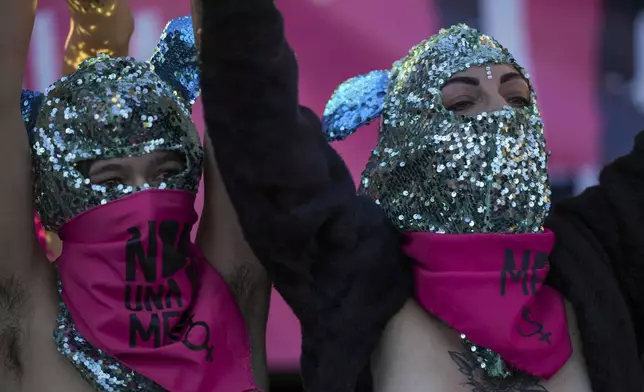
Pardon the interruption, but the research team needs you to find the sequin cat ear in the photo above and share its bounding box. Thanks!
[21,89,43,134]
[322,70,390,142]
[149,16,200,106]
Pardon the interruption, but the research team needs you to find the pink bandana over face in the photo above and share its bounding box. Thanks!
[56,189,259,392]
[403,231,572,379]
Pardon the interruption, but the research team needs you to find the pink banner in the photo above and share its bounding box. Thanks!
[26,0,603,371]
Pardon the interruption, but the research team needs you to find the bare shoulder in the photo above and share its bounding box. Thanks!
[0,255,92,392]
[371,300,591,392]
[371,300,461,391]
[372,300,541,392]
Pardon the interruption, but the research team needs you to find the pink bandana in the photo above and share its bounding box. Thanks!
[403,231,572,379]
[57,189,258,392]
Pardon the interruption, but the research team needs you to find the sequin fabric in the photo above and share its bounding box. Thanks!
[323,70,389,141]
[21,89,43,132]
[29,23,202,231]
[343,24,551,234]
[149,16,201,106]
[54,278,167,391]
[323,24,552,378]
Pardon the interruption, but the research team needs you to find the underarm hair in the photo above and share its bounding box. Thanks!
[225,260,267,306]
[0,275,27,380]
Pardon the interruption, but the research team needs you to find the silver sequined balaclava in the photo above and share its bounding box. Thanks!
[323,24,552,378]
[324,24,551,235]
[21,16,200,391]
[24,17,202,232]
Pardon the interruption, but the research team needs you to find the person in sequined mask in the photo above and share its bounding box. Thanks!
[196,1,644,390]
[1,2,268,391]
[321,25,642,392]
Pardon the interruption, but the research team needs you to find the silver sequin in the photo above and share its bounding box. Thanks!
[29,16,202,232]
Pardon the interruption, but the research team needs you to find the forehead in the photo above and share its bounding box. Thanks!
[389,26,521,95]
[448,63,519,79]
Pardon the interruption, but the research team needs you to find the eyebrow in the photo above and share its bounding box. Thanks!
[442,76,479,88]
[442,71,526,88]
[499,72,524,84]
[149,152,184,167]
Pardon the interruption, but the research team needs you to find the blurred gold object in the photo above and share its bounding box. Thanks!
[67,0,112,14]
[63,0,133,75]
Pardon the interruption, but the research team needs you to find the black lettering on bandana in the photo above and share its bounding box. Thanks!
[125,220,214,361]
[165,278,183,308]
[500,249,549,296]
[182,314,214,361]
[126,222,158,283]
[129,313,161,348]
[159,220,187,278]
[517,306,552,344]
[124,279,183,312]
[163,311,182,342]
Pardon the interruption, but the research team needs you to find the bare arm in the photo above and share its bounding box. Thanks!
[197,134,271,391]
[190,3,270,389]
[0,0,39,357]
[198,1,412,390]
[0,0,48,385]
[0,2,128,390]
[63,0,134,75]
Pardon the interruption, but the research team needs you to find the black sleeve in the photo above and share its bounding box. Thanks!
[199,2,412,391]
[545,131,644,389]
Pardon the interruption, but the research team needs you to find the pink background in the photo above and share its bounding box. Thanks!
[25,0,602,371]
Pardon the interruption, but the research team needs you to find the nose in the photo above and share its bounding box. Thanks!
[484,92,508,113]
[129,175,148,188]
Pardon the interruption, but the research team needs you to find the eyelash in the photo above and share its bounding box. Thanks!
[99,178,121,188]
[506,96,530,106]
[446,95,530,112]
[446,100,475,111]
[96,168,182,187]
[153,168,181,180]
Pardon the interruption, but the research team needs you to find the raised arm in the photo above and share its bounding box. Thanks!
[0,0,36,260]
[199,1,412,390]
[0,0,54,388]
[2,2,129,390]
[0,0,40,383]
[189,3,271,390]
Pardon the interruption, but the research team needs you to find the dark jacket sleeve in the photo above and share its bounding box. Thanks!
[199,1,412,391]
[545,132,644,390]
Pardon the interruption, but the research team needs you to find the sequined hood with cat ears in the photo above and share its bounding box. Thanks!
[323,24,551,233]
[21,16,201,231]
